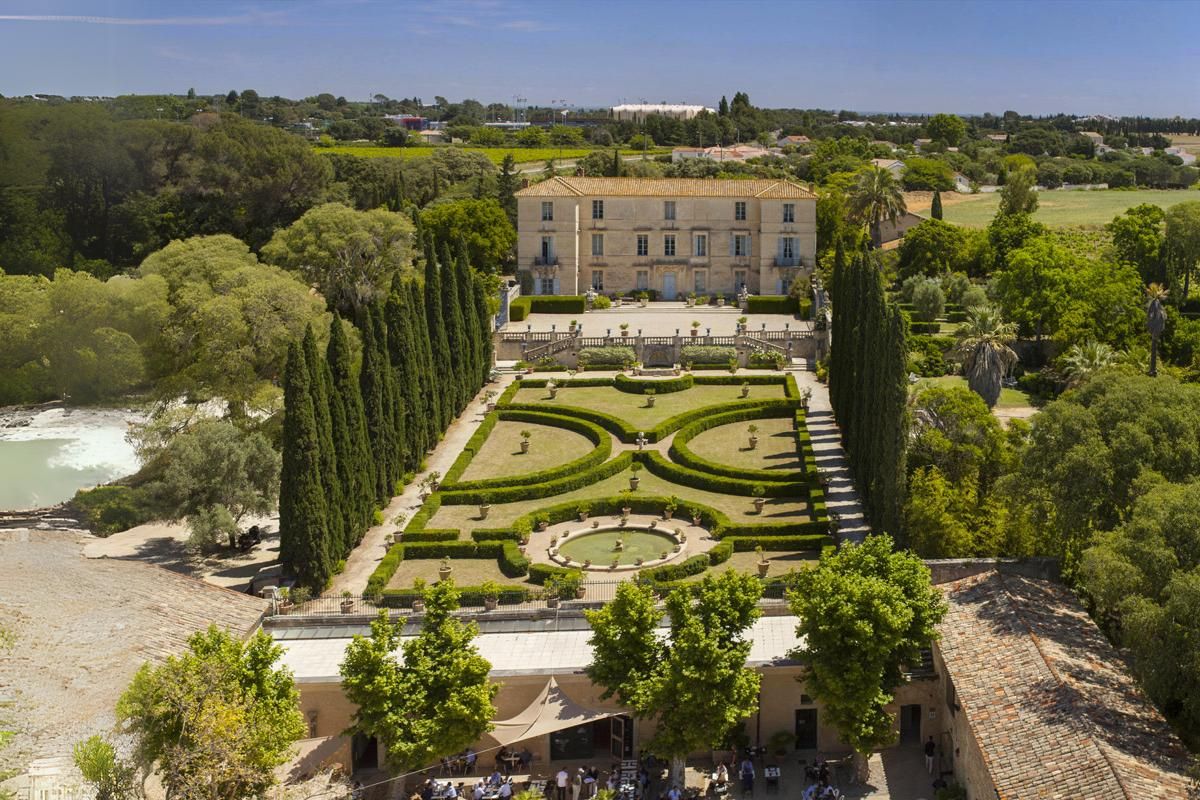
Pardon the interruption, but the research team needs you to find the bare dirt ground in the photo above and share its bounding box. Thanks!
[0,529,265,780]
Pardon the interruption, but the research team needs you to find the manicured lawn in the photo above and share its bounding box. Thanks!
[913,376,1033,410]
[512,384,786,430]
[316,145,666,164]
[939,188,1200,229]
[385,559,532,591]
[458,420,596,482]
[427,463,810,533]
[686,416,802,472]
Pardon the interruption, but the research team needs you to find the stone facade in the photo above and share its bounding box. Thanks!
[515,178,817,298]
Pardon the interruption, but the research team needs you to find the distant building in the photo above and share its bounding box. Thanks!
[985,133,1009,143]
[778,135,811,146]
[611,103,715,122]
[1166,145,1197,165]
[1080,131,1105,146]
[484,121,532,131]
[870,158,905,178]
[953,172,972,193]
[913,138,932,151]
[671,144,777,163]
[383,114,428,130]
[514,176,817,297]
[414,129,448,144]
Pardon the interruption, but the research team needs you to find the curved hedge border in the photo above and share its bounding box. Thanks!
[639,451,806,498]
[365,539,530,596]
[501,399,798,443]
[670,407,813,483]
[613,373,694,394]
[379,585,534,608]
[441,410,611,491]
[439,451,633,505]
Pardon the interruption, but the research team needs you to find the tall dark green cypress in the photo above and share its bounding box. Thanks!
[931,190,944,220]
[373,304,405,491]
[408,279,441,449]
[439,240,469,414]
[454,240,481,401]
[328,316,374,539]
[302,325,345,560]
[386,275,426,470]
[279,341,331,592]
[359,305,390,504]
[424,235,452,428]
[828,242,848,423]
[473,272,494,388]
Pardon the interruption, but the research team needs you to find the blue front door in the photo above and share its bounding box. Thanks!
[663,272,676,300]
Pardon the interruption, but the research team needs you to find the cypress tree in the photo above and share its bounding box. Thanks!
[931,190,943,220]
[359,305,390,504]
[279,341,331,593]
[408,279,442,450]
[454,239,481,400]
[386,275,426,470]
[828,242,848,423]
[328,316,374,539]
[439,240,469,414]
[424,235,452,428]
[373,304,406,492]
[473,272,494,388]
[302,325,345,560]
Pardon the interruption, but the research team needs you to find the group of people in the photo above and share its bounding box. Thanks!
[800,761,840,800]
[551,765,613,800]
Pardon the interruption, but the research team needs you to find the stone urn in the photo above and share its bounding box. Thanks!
[340,597,355,614]
[692,515,702,526]
[591,519,600,528]
[629,475,640,491]
[438,562,453,582]
[663,508,674,521]
[754,497,766,514]
[646,396,656,407]
[484,596,499,611]
[549,387,559,399]
[660,551,669,560]
[741,385,750,398]
[749,434,759,450]
[757,560,770,578]
[520,440,530,454]
[579,510,589,522]
[479,503,491,520]
[412,598,426,613]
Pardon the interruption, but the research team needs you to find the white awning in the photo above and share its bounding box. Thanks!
[485,677,616,747]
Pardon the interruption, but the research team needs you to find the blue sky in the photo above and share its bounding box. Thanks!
[1,0,1198,116]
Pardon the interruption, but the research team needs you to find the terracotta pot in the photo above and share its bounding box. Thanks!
[340,599,354,614]
[663,510,674,520]
[484,597,498,611]
[439,566,452,582]
[547,596,560,609]
[621,330,629,337]
[579,511,589,521]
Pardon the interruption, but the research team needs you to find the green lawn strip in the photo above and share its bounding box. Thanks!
[941,188,1200,229]
[510,384,787,431]
[914,376,1033,410]
[686,416,803,472]
[457,419,594,482]
[385,558,531,590]
[685,551,818,581]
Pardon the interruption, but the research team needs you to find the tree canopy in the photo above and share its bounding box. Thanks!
[420,198,516,273]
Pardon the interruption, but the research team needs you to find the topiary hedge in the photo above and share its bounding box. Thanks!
[639,450,806,497]
[439,451,634,504]
[441,410,611,491]
[669,407,812,483]
[680,345,736,364]
[746,295,799,314]
[613,373,694,394]
[364,539,531,596]
[577,346,636,367]
[727,534,829,552]
[530,296,586,314]
[399,530,460,542]
[509,298,530,322]
[379,585,534,608]
[528,563,579,585]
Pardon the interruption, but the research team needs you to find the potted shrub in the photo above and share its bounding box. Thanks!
[690,320,700,337]
[748,424,760,450]
[756,545,770,577]
[729,357,739,375]
[535,513,550,532]
[514,518,532,545]
[412,578,427,612]
[340,590,355,614]
[480,581,501,611]
[687,291,696,307]
[660,550,669,560]
[479,502,492,520]
[577,502,592,522]
[547,380,558,399]
[635,557,644,566]
[684,360,694,372]
[629,462,643,491]
[689,506,702,526]
[621,500,632,522]
[275,587,294,614]
[645,388,656,408]
[438,557,453,582]
[569,319,578,332]
[638,291,649,308]
[717,295,726,307]
[800,386,812,411]
[520,429,532,453]
[648,519,657,529]
[663,496,678,521]
[427,471,441,492]
[584,559,592,568]
[290,586,312,610]
[752,484,766,513]
[592,519,600,528]
[483,390,498,411]
[620,323,630,337]
[737,315,748,333]
[741,381,751,398]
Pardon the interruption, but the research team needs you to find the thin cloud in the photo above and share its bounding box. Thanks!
[501,19,555,31]
[0,13,278,27]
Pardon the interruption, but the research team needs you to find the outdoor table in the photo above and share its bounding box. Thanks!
[501,754,522,772]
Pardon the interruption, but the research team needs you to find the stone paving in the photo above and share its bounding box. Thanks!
[502,301,811,338]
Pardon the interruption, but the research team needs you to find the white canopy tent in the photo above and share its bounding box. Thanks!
[484,677,617,747]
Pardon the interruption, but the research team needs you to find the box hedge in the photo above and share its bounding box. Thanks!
[439,451,634,504]
[669,407,812,483]
[746,295,799,314]
[613,373,694,394]
[640,451,806,497]
[680,345,736,364]
[577,346,637,367]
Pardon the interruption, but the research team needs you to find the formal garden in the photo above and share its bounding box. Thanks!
[362,372,833,607]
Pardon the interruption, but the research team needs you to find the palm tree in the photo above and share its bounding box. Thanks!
[1061,339,1119,387]
[849,166,906,247]
[1146,283,1168,377]
[954,305,1018,408]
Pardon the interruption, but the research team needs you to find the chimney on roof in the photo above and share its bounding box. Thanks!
[575,167,585,177]
[521,178,530,189]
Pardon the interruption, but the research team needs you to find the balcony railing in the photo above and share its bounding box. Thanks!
[533,256,559,266]
[774,257,802,267]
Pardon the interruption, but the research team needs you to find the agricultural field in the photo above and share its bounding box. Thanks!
[932,188,1200,229]
[315,144,666,164]
[367,373,830,604]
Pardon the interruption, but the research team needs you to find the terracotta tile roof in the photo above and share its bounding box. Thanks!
[938,571,1191,800]
[515,177,816,200]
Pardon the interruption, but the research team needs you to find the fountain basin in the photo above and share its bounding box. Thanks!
[553,525,681,570]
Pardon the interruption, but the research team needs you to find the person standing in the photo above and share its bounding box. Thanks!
[572,769,584,800]
[924,736,936,773]
[739,757,755,795]
[556,768,570,800]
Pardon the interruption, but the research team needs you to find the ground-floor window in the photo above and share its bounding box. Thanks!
[734,270,747,290]
[694,270,707,293]
[539,277,556,295]
[591,270,604,291]
[636,270,649,290]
